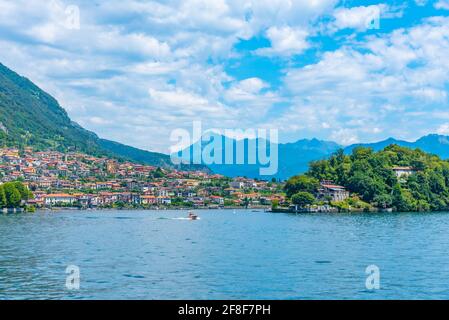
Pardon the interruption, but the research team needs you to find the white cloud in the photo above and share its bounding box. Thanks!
[233,77,268,94]
[435,0,449,10]
[148,87,231,117]
[330,129,359,145]
[437,123,449,135]
[415,0,428,6]
[331,4,403,32]
[1,0,449,151]
[257,26,309,56]
[273,16,449,144]
[411,88,447,102]
[332,5,382,31]
[0,0,340,151]
[224,78,280,120]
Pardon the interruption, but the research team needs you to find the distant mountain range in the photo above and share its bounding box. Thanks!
[2,62,449,180]
[174,134,341,179]
[176,134,449,180]
[345,135,449,159]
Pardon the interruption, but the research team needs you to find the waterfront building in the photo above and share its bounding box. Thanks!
[44,194,78,205]
[318,181,350,202]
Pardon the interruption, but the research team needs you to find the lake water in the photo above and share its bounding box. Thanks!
[2,209,449,300]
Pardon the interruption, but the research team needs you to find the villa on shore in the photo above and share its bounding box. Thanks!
[318,180,350,202]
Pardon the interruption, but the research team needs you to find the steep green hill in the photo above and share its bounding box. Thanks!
[0,63,101,153]
[0,62,195,169]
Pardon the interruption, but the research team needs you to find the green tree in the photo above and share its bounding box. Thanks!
[13,181,33,200]
[288,143,449,212]
[373,194,393,209]
[152,167,165,178]
[392,184,416,212]
[3,183,22,208]
[428,171,447,194]
[308,160,335,181]
[347,172,386,202]
[271,199,279,210]
[0,185,6,208]
[351,147,374,161]
[291,192,315,208]
[284,175,319,198]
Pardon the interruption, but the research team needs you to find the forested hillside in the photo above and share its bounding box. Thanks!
[286,145,449,212]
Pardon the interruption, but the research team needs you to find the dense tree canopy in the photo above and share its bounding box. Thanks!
[0,181,32,208]
[284,175,319,198]
[291,192,315,208]
[285,145,449,212]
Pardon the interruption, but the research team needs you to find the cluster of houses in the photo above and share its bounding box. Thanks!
[0,147,420,210]
[0,148,285,209]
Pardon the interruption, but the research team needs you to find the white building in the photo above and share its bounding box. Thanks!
[318,181,350,202]
[44,194,77,205]
[392,167,416,178]
[230,180,245,189]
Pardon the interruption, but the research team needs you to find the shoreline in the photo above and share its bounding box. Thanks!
[1,208,25,214]
[35,206,271,212]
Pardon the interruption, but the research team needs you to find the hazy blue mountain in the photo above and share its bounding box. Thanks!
[345,138,409,153]
[345,134,449,159]
[178,134,449,180]
[175,135,341,180]
[412,134,449,159]
[277,138,342,179]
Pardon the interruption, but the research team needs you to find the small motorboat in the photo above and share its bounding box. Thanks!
[188,211,199,220]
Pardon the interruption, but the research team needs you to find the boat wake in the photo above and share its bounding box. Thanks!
[157,217,201,220]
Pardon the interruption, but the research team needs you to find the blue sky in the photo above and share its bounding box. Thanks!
[1,0,449,152]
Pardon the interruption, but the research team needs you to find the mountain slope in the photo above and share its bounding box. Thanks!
[278,138,341,178]
[0,62,195,169]
[98,138,205,169]
[0,62,101,153]
[412,135,449,159]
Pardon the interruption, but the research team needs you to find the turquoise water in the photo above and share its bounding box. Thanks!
[1,209,449,299]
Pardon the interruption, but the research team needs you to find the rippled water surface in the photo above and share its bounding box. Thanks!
[2,209,449,299]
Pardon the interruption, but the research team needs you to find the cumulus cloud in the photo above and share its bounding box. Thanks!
[437,123,449,135]
[415,0,428,5]
[256,26,309,56]
[435,0,449,10]
[331,4,403,32]
[0,0,341,151]
[274,16,449,144]
[333,5,383,31]
[224,78,280,120]
[0,0,449,150]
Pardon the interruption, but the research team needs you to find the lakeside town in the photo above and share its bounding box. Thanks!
[1,144,444,213]
[0,147,286,210]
